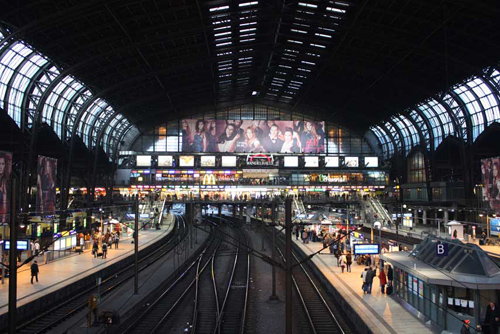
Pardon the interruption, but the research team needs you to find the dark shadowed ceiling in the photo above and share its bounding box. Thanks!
[1,0,499,132]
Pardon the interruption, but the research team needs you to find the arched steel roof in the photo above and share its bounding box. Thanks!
[0,29,135,159]
[370,67,500,159]
[0,0,499,158]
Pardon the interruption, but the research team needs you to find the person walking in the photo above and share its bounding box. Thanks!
[335,248,341,267]
[379,267,387,294]
[30,261,39,284]
[114,232,119,249]
[361,267,369,294]
[346,252,352,272]
[366,267,376,294]
[92,241,99,258]
[102,242,108,259]
[339,254,346,273]
[485,301,499,334]
[460,319,471,334]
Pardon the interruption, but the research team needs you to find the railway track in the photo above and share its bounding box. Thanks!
[118,216,250,334]
[262,219,354,334]
[16,215,188,334]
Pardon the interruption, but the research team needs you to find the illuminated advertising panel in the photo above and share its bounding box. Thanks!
[481,157,500,211]
[37,155,57,214]
[181,119,325,153]
[491,218,500,236]
[284,156,299,167]
[136,155,151,167]
[325,156,339,167]
[344,157,359,167]
[221,156,237,167]
[0,151,12,224]
[364,157,378,168]
[179,155,195,167]
[157,155,173,167]
[304,156,319,167]
[200,156,216,167]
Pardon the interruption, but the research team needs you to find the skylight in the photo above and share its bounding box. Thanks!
[315,33,332,38]
[310,43,326,48]
[298,2,318,8]
[326,7,346,13]
[210,6,230,12]
[240,1,258,7]
[216,42,233,47]
[215,31,232,37]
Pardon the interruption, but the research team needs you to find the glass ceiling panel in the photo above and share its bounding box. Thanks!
[0,32,135,157]
[383,121,401,152]
[453,84,485,141]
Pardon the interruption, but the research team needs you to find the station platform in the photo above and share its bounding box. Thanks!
[0,214,175,317]
[291,239,438,334]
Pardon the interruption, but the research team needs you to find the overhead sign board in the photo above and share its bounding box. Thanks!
[3,240,29,251]
[353,243,380,255]
[435,243,449,257]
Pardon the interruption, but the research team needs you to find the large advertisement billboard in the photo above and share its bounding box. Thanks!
[0,151,12,224]
[180,119,325,153]
[482,157,500,210]
[37,156,57,214]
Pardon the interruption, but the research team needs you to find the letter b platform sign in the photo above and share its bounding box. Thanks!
[435,243,448,257]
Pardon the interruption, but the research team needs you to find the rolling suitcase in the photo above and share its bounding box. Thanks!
[97,252,103,258]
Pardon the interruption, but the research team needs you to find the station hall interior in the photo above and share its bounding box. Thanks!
[0,0,500,333]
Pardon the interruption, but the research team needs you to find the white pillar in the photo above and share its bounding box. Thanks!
[444,210,449,225]
[422,210,427,225]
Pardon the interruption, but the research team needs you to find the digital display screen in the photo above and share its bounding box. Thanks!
[304,156,319,167]
[157,155,173,167]
[221,156,237,167]
[179,155,195,167]
[4,240,29,251]
[136,155,151,167]
[344,157,359,168]
[325,156,339,167]
[284,156,299,167]
[364,157,378,168]
[200,156,216,167]
[491,218,500,236]
[353,244,380,255]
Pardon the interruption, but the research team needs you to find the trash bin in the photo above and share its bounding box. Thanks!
[43,251,53,263]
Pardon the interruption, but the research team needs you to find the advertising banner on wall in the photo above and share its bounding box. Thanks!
[180,119,325,153]
[0,151,12,224]
[481,157,500,210]
[37,155,57,214]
